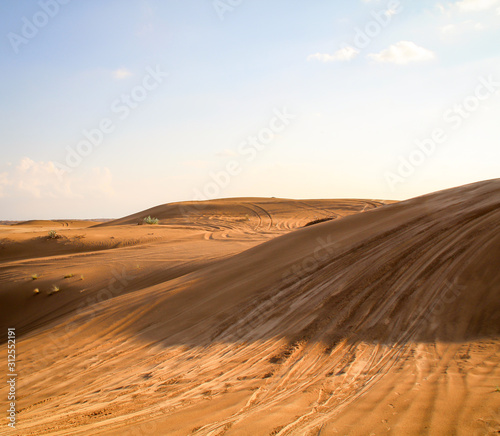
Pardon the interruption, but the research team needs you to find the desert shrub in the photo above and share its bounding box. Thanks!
[48,285,60,295]
[48,230,59,239]
[143,216,159,225]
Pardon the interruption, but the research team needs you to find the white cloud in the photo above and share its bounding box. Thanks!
[308,47,360,62]
[182,159,213,169]
[436,3,447,14]
[441,20,485,33]
[385,5,399,16]
[112,68,132,79]
[216,149,238,157]
[0,173,12,198]
[368,41,435,65]
[441,24,456,33]
[457,0,500,11]
[0,158,114,199]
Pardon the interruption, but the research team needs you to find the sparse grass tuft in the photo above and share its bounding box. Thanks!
[33,288,40,295]
[31,274,39,280]
[143,216,159,225]
[496,386,500,393]
[48,230,60,239]
[48,285,60,295]
[64,273,74,279]
[80,274,84,281]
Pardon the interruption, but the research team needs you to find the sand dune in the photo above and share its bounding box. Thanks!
[13,220,102,228]
[97,197,389,228]
[0,182,499,435]
[0,198,381,339]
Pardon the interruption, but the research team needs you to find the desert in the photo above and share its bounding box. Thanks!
[0,180,499,435]
[2,1,500,434]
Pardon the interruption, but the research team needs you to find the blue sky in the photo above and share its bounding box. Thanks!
[0,0,499,219]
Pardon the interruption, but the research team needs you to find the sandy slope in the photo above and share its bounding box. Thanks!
[0,198,381,339]
[0,184,499,435]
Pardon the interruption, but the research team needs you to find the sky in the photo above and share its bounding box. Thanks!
[0,0,499,220]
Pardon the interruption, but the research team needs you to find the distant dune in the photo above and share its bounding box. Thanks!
[0,181,498,435]
[96,197,391,227]
[13,220,105,228]
[0,219,113,227]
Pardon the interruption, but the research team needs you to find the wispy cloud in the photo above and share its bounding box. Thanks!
[456,0,500,12]
[368,41,435,65]
[0,158,113,199]
[385,5,400,16]
[308,47,360,62]
[216,149,238,158]
[0,172,12,198]
[182,159,213,169]
[441,20,484,34]
[112,68,133,79]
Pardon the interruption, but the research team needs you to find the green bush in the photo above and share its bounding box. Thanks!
[48,285,60,296]
[48,230,59,239]
[143,216,159,225]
